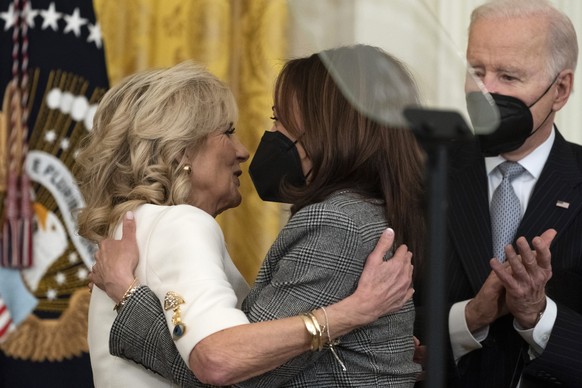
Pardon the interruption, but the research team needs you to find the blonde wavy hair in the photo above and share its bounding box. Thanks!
[76,61,238,242]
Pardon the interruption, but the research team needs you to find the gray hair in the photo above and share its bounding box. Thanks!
[470,0,578,78]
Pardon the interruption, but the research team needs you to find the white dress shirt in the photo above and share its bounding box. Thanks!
[449,128,558,363]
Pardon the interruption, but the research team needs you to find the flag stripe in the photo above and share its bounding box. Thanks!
[0,298,14,341]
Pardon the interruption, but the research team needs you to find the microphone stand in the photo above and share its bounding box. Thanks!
[403,108,473,388]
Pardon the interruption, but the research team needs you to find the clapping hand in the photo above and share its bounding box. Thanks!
[490,229,556,328]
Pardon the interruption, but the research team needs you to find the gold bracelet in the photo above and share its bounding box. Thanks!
[306,312,325,351]
[113,278,139,312]
[319,306,347,371]
[319,307,332,343]
[300,313,322,351]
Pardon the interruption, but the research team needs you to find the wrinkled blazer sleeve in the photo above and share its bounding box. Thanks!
[109,286,209,388]
[237,204,364,387]
[109,203,365,387]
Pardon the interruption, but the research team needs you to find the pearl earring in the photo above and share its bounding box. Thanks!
[183,165,191,174]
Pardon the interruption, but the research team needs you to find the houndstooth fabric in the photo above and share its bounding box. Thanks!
[110,286,214,387]
[490,161,526,262]
[110,192,421,387]
[238,192,419,387]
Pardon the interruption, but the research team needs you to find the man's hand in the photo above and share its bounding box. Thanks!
[490,229,556,328]
[465,269,508,332]
[89,211,140,303]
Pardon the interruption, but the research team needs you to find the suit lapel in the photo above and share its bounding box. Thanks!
[448,144,495,293]
[449,131,582,294]
[517,131,582,243]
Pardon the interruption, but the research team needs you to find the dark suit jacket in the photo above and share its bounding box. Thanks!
[418,129,582,388]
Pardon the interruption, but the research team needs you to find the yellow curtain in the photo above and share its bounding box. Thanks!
[93,0,288,283]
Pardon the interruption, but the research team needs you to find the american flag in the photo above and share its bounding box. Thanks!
[0,295,15,342]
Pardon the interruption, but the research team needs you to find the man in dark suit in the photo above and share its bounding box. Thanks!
[432,0,582,387]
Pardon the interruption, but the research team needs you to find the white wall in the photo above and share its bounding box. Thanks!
[288,0,582,144]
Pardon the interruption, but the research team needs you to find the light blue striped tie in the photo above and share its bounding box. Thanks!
[491,161,526,262]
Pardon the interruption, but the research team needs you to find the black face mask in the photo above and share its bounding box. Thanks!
[466,76,557,156]
[249,131,306,203]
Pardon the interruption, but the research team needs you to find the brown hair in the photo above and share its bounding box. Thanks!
[274,44,426,268]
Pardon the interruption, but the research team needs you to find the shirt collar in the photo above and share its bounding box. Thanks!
[485,127,555,179]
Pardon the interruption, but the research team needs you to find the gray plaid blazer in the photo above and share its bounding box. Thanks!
[110,191,420,387]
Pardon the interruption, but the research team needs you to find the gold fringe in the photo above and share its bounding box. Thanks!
[0,288,90,362]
